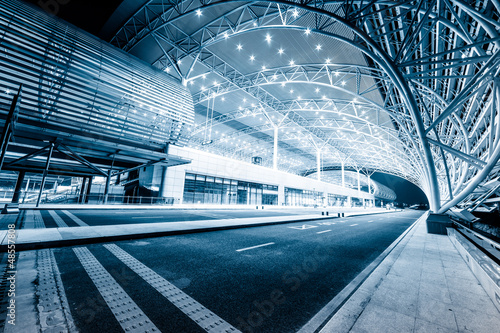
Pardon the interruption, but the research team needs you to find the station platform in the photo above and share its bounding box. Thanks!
[1,207,499,332]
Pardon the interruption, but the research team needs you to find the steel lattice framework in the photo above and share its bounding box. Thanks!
[104,0,500,213]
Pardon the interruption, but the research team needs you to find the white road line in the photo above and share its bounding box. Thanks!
[61,210,89,226]
[104,244,239,333]
[349,224,358,227]
[317,230,331,234]
[48,210,69,228]
[73,247,159,333]
[131,216,164,219]
[236,242,275,252]
[115,211,146,214]
[367,220,374,223]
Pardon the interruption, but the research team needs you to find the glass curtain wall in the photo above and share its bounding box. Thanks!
[285,188,323,206]
[328,194,348,207]
[183,173,277,205]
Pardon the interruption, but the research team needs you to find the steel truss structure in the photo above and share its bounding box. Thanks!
[92,0,500,212]
[0,1,195,205]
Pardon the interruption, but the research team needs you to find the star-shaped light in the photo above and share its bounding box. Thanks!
[237,43,243,51]
[278,48,284,55]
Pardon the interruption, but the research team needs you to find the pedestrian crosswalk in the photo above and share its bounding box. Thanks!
[22,245,241,333]
[20,210,89,229]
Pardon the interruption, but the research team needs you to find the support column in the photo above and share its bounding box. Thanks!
[158,166,168,198]
[103,170,112,204]
[11,170,25,204]
[367,175,371,194]
[357,170,361,192]
[85,176,93,203]
[78,178,87,203]
[36,143,54,207]
[273,127,278,170]
[316,149,321,181]
[341,161,345,188]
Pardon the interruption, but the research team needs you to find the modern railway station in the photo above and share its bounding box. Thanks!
[0,0,499,332]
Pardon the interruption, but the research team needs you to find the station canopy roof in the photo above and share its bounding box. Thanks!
[66,0,500,211]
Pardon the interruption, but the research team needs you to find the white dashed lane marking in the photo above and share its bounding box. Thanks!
[349,224,358,227]
[104,244,239,333]
[316,230,331,234]
[236,242,275,252]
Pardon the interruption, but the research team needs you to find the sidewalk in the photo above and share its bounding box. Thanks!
[316,212,500,332]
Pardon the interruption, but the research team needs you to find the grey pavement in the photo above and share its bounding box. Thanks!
[318,212,500,333]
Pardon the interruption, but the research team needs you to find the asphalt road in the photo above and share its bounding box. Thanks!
[50,210,424,332]
[24,209,306,228]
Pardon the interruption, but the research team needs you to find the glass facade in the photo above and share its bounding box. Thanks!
[284,187,323,207]
[183,173,278,205]
[328,193,348,207]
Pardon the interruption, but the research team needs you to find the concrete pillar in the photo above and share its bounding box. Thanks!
[341,161,345,187]
[78,178,87,203]
[85,177,93,203]
[273,127,278,170]
[11,170,25,203]
[159,166,168,198]
[103,170,112,204]
[316,149,321,181]
[278,185,285,206]
[357,170,360,192]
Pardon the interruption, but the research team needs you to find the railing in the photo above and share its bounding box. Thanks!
[0,191,175,205]
[33,193,175,205]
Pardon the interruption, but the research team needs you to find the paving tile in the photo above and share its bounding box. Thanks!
[369,284,418,317]
[446,276,485,295]
[390,261,423,278]
[420,270,447,285]
[442,266,478,282]
[454,306,500,333]
[414,318,458,333]
[419,281,452,304]
[448,289,500,316]
[417,296,459,330]
[379,272,421,295]
[350,303,415,333]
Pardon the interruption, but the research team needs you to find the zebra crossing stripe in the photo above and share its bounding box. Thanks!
[73,247,160,333]
[48,210,69,228]
[61,210,89,226]
[104,244,239,333]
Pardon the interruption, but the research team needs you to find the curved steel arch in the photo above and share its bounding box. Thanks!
[107,0,500,213]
